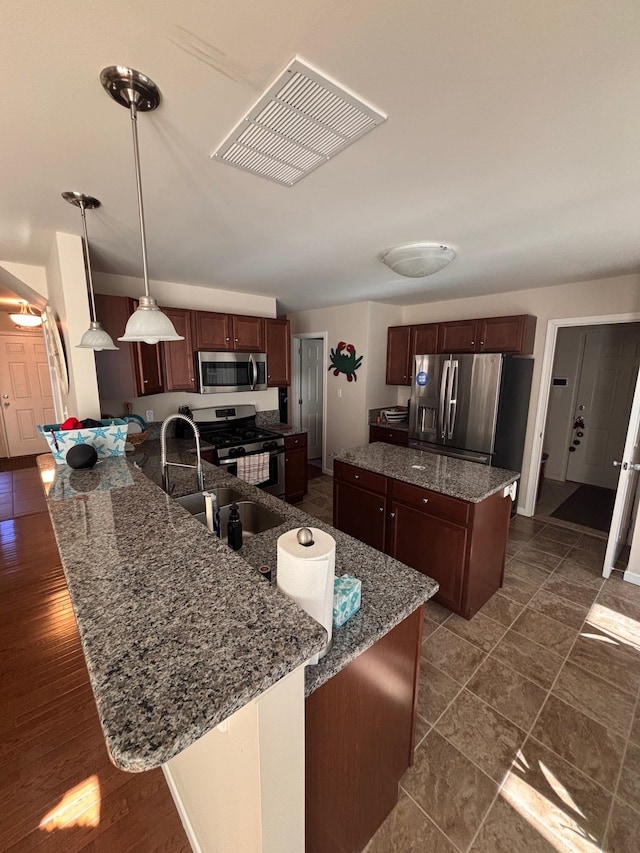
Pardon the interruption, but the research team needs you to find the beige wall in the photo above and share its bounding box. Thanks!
[94,272,280,419]
[289,301,401,465]
[398,273,640,508]
[45,234,101,420]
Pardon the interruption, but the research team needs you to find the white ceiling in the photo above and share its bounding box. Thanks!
[2,0,640,314]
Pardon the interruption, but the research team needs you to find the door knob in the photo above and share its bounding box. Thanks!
[630,463,640,472]
[1,394,8,399]
[613,460,623,467]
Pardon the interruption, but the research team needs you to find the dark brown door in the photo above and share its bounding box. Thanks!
[477,315,536,354]
[163,308,196,391]
[285,447,307,502]
[231,315,265,351]
[265,318,291,386]
[386,326,411,385]
[334,481,386,552]
[411,323,438,358]
[129,299,164,396]
[388,500,466,611]
[193,311,232,350]
[437,319,478,353]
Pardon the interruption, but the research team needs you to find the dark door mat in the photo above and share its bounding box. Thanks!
[550,484,616,532]
[0,454,39,472]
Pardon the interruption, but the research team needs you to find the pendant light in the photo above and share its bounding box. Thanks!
[9,302,42,328]
[100,66,183,345]
[62,191,118,350]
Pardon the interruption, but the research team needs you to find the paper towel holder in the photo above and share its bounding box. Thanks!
[297,528,314,547]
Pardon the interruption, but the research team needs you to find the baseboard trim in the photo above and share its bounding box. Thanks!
[623,569,640,587]
[162,764,203,853]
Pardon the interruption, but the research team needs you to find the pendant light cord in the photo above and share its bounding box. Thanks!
[78,201,97,324]
[129,101,151,299]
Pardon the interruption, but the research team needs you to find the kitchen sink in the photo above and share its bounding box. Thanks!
[219,501,284,542]
[176,487,243,522]
[176,490,284,541]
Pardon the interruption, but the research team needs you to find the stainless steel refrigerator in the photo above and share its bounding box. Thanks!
[408,353,533,472]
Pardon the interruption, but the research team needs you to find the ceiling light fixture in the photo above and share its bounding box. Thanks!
[380,243,457,278]
[9,301,43,328]
[100,66,183,345]
[62,191,118,351]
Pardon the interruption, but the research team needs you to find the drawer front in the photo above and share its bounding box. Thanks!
[369,425,409,446]
[390,479,469,526]
[284,433,307,450]
[334,461,387,496]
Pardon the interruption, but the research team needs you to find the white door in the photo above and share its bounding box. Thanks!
[0,332,53,456]
[299,339,324,461]
[567,325,640,488]
[603,364,640,578]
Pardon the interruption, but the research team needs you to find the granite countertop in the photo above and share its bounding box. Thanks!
[38,439,436,772]
[261,422,307,437]
[335,442,519,502]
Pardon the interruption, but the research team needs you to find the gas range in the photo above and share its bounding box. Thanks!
[186,404,285,462]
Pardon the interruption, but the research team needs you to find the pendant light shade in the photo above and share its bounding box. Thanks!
[100,66,183,344]
[9,302,43,327]
[62,191,118,351]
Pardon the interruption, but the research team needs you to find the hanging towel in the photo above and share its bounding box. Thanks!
[236,452,270,486]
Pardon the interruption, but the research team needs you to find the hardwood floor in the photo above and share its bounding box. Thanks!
[0,467,190,852]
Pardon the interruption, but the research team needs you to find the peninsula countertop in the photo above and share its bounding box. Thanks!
[37,441,436,772]
[335,442,519,502]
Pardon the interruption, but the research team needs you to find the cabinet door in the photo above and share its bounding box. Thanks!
[193,311,232,350]
[369,425,409,447]
[231,315,265,352]
[265,318,291,386]
[285,446,308,502]
[163,308,196,391]
[386,326,411,385]
[94,294,137,401]
[388,500,466,611]
[477,314,536,355]
[437,319,478,354]
[128,299,164,396]
[411,324,438,359]
[334,480,387,552]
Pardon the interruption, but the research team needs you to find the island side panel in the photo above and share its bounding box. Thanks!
[463,486,513,618]
[305,607,423,853]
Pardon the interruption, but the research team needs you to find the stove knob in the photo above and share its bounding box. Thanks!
[263,440,278,449]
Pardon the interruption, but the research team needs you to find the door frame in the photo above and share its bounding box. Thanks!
[291,332,329,475]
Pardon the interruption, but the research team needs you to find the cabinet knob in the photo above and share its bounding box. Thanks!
[235,338,239,343]
[480,341,484,346]
[294,439,298,445]
[422,497,429,504]
[390,512,396,518]
[470,341,475,346]
[379,506,384,512]
[354,474,359,479]
[143,379,148,384]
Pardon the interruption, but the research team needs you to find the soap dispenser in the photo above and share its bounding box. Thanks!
[227,503,243,551]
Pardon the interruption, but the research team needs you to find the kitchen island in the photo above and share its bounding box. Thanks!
[334,442,519,618]
[37,440,437,852]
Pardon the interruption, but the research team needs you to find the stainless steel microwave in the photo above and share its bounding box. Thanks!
[196,351,268,394]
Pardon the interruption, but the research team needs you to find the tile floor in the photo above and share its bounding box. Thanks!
[301,475,640,852]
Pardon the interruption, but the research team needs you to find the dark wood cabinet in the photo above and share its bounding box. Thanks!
[411,323,439,358]
[284,433,308,502]
[369,425,409,447]
[265,318,291,386]
[94,294,163,398]
[306,606,423,853]
[162,308,196,391]
[333,462,388,552]
[437,319,478,353]
[333,461,512,619]
[231,315,265,351]
[477,314,536,354]
[385,325,411,385]
[192,311,232,350]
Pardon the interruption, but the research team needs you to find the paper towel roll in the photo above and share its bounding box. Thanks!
[277,527,335,665]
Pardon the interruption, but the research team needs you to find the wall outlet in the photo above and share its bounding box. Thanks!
[145,410,154,422]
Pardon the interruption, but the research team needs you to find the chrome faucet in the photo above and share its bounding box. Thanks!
[160,413,205,494]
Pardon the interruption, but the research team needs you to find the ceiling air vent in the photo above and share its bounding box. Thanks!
[211,57,387,186]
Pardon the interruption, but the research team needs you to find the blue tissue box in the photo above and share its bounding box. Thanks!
[333,574,361,628]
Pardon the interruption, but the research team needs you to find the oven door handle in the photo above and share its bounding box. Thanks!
[218,447,285,466]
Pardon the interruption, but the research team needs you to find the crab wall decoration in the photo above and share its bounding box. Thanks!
[328,341,363,382]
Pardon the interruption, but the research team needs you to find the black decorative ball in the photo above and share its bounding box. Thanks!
[66,443,98,469]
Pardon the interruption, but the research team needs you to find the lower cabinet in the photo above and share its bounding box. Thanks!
[306,606,423,853]
[369,424,409,447]
[333,460,512,618]
[284,433,308,502]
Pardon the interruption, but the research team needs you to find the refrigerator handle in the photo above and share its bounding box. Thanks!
[448,360,459,439]
[439,360,450,439]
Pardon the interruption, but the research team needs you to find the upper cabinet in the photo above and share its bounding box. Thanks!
[193,311,265,352]
[163,307,196,392]
[386,314,536,384]
[386,323,440,386]
[265,318,291,387]
[192,311,232,350]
